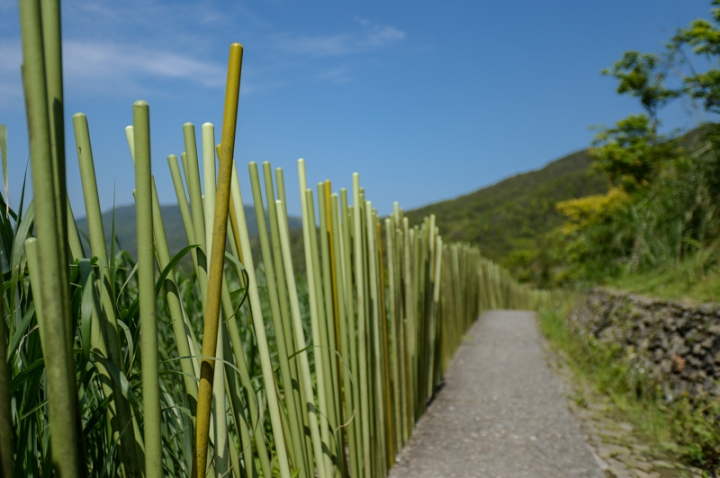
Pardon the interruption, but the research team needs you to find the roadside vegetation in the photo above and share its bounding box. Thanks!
[540,305,720,476]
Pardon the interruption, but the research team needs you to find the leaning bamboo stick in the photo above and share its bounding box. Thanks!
[193,43,243,478]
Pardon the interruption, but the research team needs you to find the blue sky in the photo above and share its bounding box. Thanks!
[0,0,714,217]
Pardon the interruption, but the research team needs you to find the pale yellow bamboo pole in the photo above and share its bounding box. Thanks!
[193,43,243,478]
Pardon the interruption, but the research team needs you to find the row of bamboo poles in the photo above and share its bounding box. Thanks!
[4,2,549,475]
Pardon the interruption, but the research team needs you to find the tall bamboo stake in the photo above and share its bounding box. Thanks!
[193,43,243,478]
[248,162,307,476]
[18,1,86,475]
[133,100,162,478]
[276,197,327,478]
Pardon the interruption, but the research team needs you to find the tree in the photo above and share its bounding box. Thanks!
[672,0,720,114]
[602,51,680,136]
[592,45,681,192]
[590,115,679,192]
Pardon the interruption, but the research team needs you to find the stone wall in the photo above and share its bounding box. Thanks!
[570,289,720,399]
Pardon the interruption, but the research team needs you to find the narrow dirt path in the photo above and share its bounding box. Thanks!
[389,310,604,478]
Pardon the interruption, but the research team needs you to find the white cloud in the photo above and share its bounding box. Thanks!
[63,41,226,90]
[316,67,351,83]
[274,21,406,58]
[0,38,227,101]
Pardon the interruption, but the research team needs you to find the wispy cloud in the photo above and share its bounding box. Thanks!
[315,67,352,83]
[63,41,226,90]
[0,3,407,100]
[274,22,406,58]
[0,39,227,100]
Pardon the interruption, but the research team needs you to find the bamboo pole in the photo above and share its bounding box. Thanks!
[248,162,307,477]
[276,198,328,478]
[133,100,162,478]
[229,162,292,477]
[18,1,86,474]
[264,163,313,478]
[193,43,243,478]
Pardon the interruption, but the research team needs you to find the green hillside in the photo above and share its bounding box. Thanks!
[405,149,608,271]
[76,204,303,260]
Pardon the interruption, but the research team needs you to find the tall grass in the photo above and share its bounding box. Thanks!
[3,2,549,476]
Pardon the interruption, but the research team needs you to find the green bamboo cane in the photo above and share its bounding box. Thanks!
[340,189,363,478]
[221,331,256,478]
[66,200,85,260]
[268,163,315,477]
[248,162,307,477]
[263,162,312,478]
[183,123,208,284]
[132,128,202,390]
[167,154,194,242]
[297,160,333,478]
[315,182,344,476]
[199,122,231,477]
[376,215,394,468]
[18,1,86,475]
[275,197,328,478]
[415,223,428,412]
[132,100,162,478]
[385,217,402,454]
[227,161,292,478]
[364,201,387,477]
[76,113,144,476]
[394,227,408,446]
[150,177,198,405]
[302,187,334,478]
[167,153,204,379]
[351,174,372,478]
[226,165,276,478]
[401,217,415,435]
[323,185,343,451]
[123,137,201,397]
[39,0,75,353]
[330,193,361,478]
[427,235,443,395]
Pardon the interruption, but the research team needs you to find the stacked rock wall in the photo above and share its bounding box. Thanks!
[570,289,720,398]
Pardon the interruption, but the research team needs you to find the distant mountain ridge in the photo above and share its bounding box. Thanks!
[76,204,303,259]
[404,148,608,267]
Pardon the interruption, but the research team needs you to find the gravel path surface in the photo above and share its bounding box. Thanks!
[389,310,605,478]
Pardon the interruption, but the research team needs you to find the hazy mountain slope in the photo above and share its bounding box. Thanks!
[76,204,303,259]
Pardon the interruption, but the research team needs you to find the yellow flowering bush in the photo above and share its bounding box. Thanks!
[556,187,629,236]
